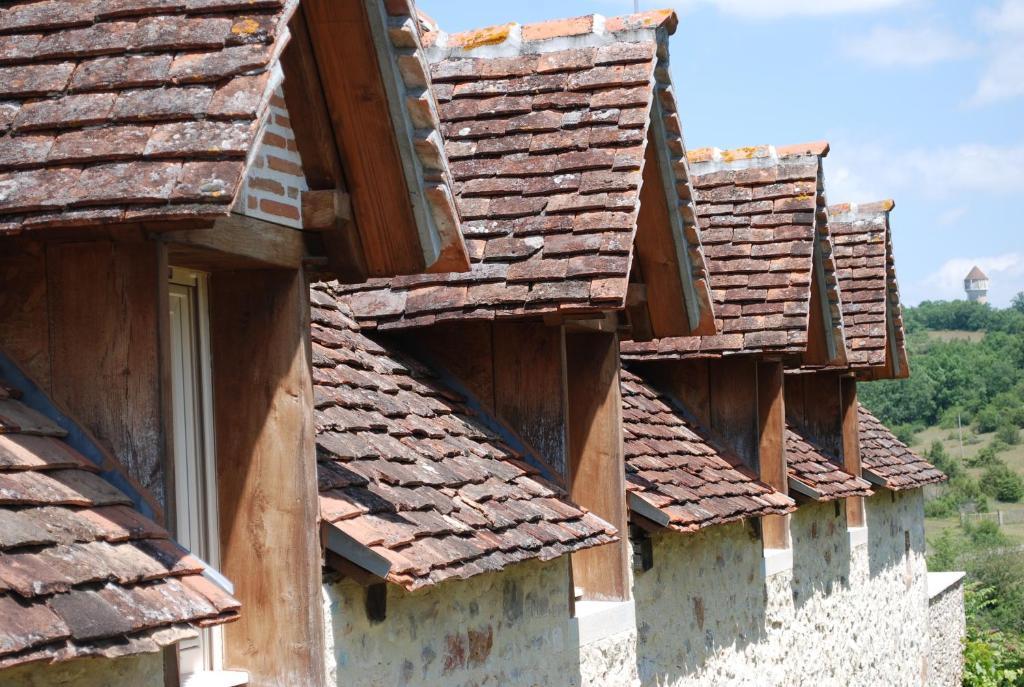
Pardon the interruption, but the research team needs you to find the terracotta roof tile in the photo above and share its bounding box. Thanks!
[310,286,615,591]
[858,405,945,490]
[335,11,713,331]
[622,143,848,362]
[785,426,872,501]
[0,0,296,234]
[828,201,909,377]
[621,370,794,532]
[0,381,237,669]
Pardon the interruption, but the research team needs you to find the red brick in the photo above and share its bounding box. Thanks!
[258,197,299,220]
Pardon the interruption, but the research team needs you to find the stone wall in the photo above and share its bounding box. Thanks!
[631,489,929,687]
[0,653,163,687]
[322,490,930,687]
[324,558,589,687]
[927,574,966,686]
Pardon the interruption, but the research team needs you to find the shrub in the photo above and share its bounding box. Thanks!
[892,423,919,446]
[928,440,963,479]
[981,462,1024,503]
[970,445,1003,468]
[977,406,1004,433]
[996,424,1021,446]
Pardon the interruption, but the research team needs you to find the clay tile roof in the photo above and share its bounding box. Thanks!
[828,201,909,378]
[309,286,616,591]
[0,0,298,235]
[0,380,237,670]
[965,265,988,280]
[785,425,873,501]
[621,370,794,532]
[333,10,714,333]
[622,142,848,363]
[858,405,946,490]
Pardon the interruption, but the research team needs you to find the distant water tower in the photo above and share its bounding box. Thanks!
[964,265,989,304]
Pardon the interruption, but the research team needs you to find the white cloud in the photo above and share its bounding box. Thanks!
[970,43,1024,105]
[672,0,913,18]
[923,254,1024,301]
[841,26,975,67]
[977,0,1024,33]
[969,0,1024,105]
[826,143,1024,203]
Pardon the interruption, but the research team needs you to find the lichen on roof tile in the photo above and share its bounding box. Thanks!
[0,381,238,670]
[858,405,945,490]
[334,9,713,331]
[622,142,848,362]
[0,0,298,234]
[310,285,616,591]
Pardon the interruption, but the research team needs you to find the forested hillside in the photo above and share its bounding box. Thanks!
[862,295,1024,685]
[860,296,1024,435]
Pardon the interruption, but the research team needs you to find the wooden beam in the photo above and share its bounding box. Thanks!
[161,213,309,271]
[757,361,789,549]
[841,376,865,527]
[210,268,325,687]
[281,6,367,282]
[788,477,822,500]
[566,331,629,602]
[628,492,671,528]
[303,0,425,276]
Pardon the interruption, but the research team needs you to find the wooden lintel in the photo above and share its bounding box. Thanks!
[628,492,671,528]
[563,312,618,334]
[788,477,822,500]
[324,523,392,580]
[861,468,888,487]
[161,213,308,270]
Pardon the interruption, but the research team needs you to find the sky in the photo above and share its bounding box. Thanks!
[423,0,1024,307]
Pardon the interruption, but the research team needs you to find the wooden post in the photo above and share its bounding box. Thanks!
[210,269,325,687]
[840,376,865,527]
[757,361,790,549]
[565,331,629,601]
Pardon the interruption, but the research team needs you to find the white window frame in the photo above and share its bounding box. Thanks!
[168,267,230,681]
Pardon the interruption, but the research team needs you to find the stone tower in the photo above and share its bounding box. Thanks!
[964,265,989,304]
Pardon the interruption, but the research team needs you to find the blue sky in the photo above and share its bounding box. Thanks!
[424,0,1024,307]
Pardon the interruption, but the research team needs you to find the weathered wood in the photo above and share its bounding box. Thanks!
[493,322,568,479]
[757,361,789,549]
[281,7,367,282]
[162,213,309,271]
[303,0,425,276]
[841,376,865,527]
[210,269,325,687]
[402,322,495,414]
[634,142,691,339]
[566,331,628,601]
[804,259,831,366]
[46,241,167,507]
[708,357,758,469]
[796,372,842,457]
[0,240,51,390]
[647,359,711,427]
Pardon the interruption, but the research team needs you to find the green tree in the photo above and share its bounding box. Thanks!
[1012,291,1024,315]
[981,462,1024,503]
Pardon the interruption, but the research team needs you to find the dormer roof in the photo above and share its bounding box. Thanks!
[828,200,909,379]
[965,265,988,281]
[333,10,715,337]
[622,142,847,365]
